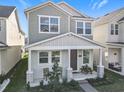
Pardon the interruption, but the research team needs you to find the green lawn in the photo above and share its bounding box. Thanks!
[89,69,124,92]
[4,57,28,92]
[4,56,82,92]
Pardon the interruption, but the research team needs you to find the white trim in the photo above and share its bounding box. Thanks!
[26,32,104,49]
[38,15,60,34]
[72,17,94,21]
[25,1,73,16]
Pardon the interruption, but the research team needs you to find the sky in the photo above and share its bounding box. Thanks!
[0,0,124,36]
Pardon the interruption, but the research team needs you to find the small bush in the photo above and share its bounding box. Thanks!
[80,65,93,74]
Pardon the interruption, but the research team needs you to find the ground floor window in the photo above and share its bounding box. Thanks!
[39,52,48,63]
[52,51,60,63]
[39,51,60,64]
[83,50,90,64]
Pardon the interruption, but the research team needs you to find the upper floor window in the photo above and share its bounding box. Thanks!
[39,15,60,33]
[111,24,118,35]
[76,21,91,35]
[85,22,91,34]
[0,20,2,31]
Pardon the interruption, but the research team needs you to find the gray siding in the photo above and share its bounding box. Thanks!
[29,5,69,44]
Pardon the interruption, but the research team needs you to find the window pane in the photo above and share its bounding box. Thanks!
[83,57,89,64]
[85,23,91,34]
[115,30,118,35]
[52,57,60,63]
[115,24,118,29]
[77,22,83,28]
[39,52,48,57]
[50,18,58,25]
[111,24,114,35]
[52,51,60,57]
[50,25,58,32]
[85,29,91,34]
[83,50,90,64]
[77,28,83,34]
[52,51,60,63]
[40,17,49,24]
[39,58,48,63]
[40,25,49,32]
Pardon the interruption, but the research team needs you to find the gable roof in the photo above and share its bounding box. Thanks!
[95,7,124,26]
[25,1,73,16]
[57,1,89,18]
[0,5,16,18]
[26,32,104,49]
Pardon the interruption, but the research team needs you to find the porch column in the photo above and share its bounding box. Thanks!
[67,49,73,82]
[97,48,104,78]
[121,48,124,75]
[26,50,33,84]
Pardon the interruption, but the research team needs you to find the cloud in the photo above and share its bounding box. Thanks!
[91,0,108,10]
[97,0,108,9]
[18,0,30,8]
[91,2,98,10]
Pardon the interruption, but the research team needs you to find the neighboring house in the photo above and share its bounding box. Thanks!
[0,6,25,75]
[25,1,104,87]
[93,7,124,75]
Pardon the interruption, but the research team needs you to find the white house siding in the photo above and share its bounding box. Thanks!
[0,46,21,74]
[0,19,6,44]
[6,11,24,46]
[108,48,121,65]
[119,22,124,42]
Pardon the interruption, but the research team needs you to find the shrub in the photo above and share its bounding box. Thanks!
[80,65,93,74]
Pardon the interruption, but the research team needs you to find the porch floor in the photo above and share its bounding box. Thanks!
[73,71,97,81]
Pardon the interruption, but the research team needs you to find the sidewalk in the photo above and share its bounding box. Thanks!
[78,80,98,92]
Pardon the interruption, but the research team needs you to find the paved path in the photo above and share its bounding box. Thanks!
[78,80,98,92]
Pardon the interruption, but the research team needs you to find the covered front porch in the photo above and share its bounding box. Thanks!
[26,32,105,86]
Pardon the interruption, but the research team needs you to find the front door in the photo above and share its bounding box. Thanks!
[71,50,77,71]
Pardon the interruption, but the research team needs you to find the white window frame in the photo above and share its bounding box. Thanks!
[38,15,60,34]
[75,21,92,36]
[110,24,119,35]
[38,51,62,67]
[82,50,90,65]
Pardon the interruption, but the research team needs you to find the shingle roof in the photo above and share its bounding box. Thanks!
[95,7,124,26]
[118,17,124,22]
[0,5,16,18]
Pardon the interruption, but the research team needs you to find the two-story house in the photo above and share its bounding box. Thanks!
[25,1,104,87]
[0,6,25,75]
[93,7,124,75]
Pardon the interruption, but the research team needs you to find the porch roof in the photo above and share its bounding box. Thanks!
[26,32,105,50]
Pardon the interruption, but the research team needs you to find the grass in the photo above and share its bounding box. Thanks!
[88,69,124,92]
[4,55,82,92]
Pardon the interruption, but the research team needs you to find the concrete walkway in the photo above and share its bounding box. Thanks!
[78,80,98,92]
